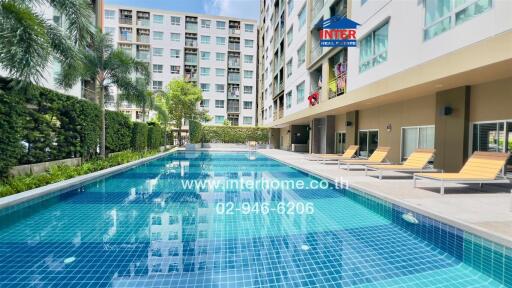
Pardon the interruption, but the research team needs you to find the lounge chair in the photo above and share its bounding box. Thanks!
[314,145,359,164]
[338,147,391,170]
[365,148,436,180]
[413,151,510,194]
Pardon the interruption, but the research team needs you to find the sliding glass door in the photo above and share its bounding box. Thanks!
[472,121,512,172]
[358,130,378,157]
[401,126,435,161]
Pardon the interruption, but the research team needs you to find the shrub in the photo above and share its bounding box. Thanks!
[0,91,23,178]
[189,120,203,144]
[147,124,163,149]
[202,126,269,143]
[106,111,132,153]
[131,122,148,151]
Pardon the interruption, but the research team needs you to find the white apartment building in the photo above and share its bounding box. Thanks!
[103,5,258,126]
[259,0,512,172]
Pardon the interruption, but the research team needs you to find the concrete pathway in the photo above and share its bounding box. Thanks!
[258,149,512,247]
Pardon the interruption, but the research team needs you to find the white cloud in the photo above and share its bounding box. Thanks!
[203,0,259,20]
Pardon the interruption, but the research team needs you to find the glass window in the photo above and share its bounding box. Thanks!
[153,15,164,24]
[200,67,210,76]
[215,100,224,108]
[170,16,181,25]
[200,51,210,60]
[455,0,492,26]
[286,91,292,109]
[243,117,253,125]
[287,26,293,46]
[200,83,210,92]
[243,101,253,109]
[297,43,306,66]
[244,55,253,63]
[152,64,163,73]
[201,19,211,28]
[286,59,293,78]
[298,5,307,30]
[170,65,180,74]
[359,22,388,72]
[153,31,163,40]
[215,68,225,77]
[244,86,253,94]
[245,24,254,32]
[244,70,253,79]
[153,47,163,57]
[215,115,225,124]
[287,0,294,15]
[105,10,115,20]
[201,35,210,44]
[401,126,435,160]
[170,32,180,42]
[152,81,163,91]
[244,39,254,48]
[200,99,210,108]
[215,84,225,93]
[296,81,305,103]
[216,52,225,61]
[361,0,368,5]
[216,21,225,29]
[358,130,379,157]
[170,49,180,58]
[216,37,226,45]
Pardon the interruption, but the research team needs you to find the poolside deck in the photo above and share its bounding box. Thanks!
[258,149,512,247]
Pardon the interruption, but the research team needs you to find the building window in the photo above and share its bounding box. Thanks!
[244,70,253,79]
[298,5,307,30]
[200,83,210,92]
[244,86,253,94]
[201,19,211,28]
[472,121,512,172]
[170,32,180,42]
[201,35,210,44]
[288,0,294,15]
[216,21,225,30]
[216,37,226,45]
[215,68,225,77]
[170,65,180,74]
[153,14,164,24]
[153,64,163,73]
[401,126,435,161]
[297,43,306,66]
[245,24,254,32]
[287,26,293,46]
[153,47,163,57]
[200,99,210,108]
[358,130,379,157]
[424,0,492,41]
[286,58,293,78]
[286,91,292,109]
[105,10,115,20]
[153,31,163,40]
[152,81,163,91]
[244,55,253,63]
[243,101,253,109]
[215,84,225,93]
[244,39,254,48]
[361,0,368,5]
[243,117,252,125]
[200,67,210,76]
[215,100,224,108]
[215,115,225,124]
[359,22,388,73]
[296,81,305,103]
[170,16,181,25]
[200,51,210,60]
[170,49,180,58]
[104,27,115,38]
[216,52,225,61]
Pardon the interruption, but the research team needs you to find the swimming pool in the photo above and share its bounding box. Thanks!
[0,151,510,287]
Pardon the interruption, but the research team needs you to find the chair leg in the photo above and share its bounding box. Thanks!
[413,176,417,188]
[365,166,368,176]
[440,180,445,195]
[379,170,383,180]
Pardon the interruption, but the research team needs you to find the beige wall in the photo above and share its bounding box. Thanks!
[470,77,512,122]
[357,95,436,162]
[335,114,347,132]
[279,126,291,150]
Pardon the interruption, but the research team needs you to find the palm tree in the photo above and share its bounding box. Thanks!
[0,0,94,88]
[59,30,150,157]
[118,78,155,123]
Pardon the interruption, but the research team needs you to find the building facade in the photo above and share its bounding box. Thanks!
[259,0,512,172]
[103,5,258,125]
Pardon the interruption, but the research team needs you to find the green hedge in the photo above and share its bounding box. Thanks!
[147,124,164,149]
[189,120,202,144]
[106,111,132,153]
[0,91,23,178]
[202,126,269,143]
[131,122,148,151]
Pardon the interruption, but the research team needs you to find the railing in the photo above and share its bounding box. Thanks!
[137,35,150,43]
[185,73,198,81]
[229,28,240,35]
[185,40,197,47]
[185,23,198,32]
[228,74,240,83]
[120,34,132,42]
[136,52,150,61]
[228,90,240,99]
[228,43,240,51]
[119,18,132,25]
[228,58,240,68]
[137,19,150,27]
[184,55,198,65]
[311,44,323,63]
[312,0,324,20]
[273,81,284,96]
[227,106,240,113]
[328,76,346,99]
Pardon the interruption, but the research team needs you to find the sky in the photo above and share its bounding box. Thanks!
[105,0,260,20]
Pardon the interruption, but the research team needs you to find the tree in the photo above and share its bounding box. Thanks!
[58,30,150,157]
[118,78,154,123]
[156,79,208,146]
[0,0,94,88]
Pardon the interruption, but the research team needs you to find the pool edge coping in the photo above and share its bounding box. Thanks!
[259,150,512,249]
[0,148,179,210]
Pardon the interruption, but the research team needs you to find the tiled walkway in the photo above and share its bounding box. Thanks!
[258,149,512,247]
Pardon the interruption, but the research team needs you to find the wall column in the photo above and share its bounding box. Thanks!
[345,110,359,146]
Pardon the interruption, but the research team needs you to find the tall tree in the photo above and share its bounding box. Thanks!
[0,0,94,88]
[157,79,208,146]
[118,78,154,122]
[58,30,150,157]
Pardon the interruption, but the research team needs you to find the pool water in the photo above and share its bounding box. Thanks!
[0,151,508,287]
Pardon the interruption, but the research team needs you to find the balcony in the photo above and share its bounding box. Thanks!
[311,44,323,64]
[137,35,150,43]
[229,28,240,35]
[185,23,198,32]
[184,55,198,65]
[228,73,240,83]
[228,43,240,51]
[227,100,240,113]
[185,39,197,47]
[137,19,150,27]
[228,57,240,68]
[185,73,198,81]
[119,18,133,25]
[119,33,132,42]
[328,75,346,99]
[136,52,150,62]
[273,81,284,96]
[312,0,324,20]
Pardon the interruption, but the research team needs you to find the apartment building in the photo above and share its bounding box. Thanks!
[103,5,258,125]
[259,0,512,172]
